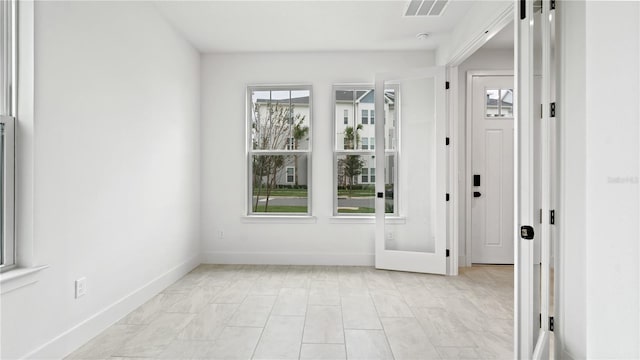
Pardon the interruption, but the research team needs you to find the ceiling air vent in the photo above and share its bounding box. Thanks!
[405,0,449,16]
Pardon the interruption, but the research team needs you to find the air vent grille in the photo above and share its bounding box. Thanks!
[405,0,449,16]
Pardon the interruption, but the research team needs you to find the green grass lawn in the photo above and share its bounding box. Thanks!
[253,188,375,198]
[252,205,308,213]
[337,189,375,197]
[253,189,308,197]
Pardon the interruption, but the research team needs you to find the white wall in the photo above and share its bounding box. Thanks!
[201,51,434,265]
[456,48,514,265]
[558,1,640,358]
[0,2,201,358]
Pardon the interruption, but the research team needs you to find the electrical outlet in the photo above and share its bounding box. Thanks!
[75,277,87,298]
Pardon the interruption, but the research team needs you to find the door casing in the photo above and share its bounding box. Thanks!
[465,70,514,267]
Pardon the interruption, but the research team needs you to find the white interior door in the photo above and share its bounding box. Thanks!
[471,75,515,265]
[374,67,447,275]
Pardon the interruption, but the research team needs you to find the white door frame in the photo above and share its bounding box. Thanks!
[465,70,515,267]
[444,3,514,276]
[516,0,555,357]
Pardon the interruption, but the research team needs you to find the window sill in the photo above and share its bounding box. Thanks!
[0,265,49,295]
[241,215,317,224]
[329,216,406,224]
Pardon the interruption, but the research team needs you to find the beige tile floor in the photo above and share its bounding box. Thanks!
[67,264,514,360]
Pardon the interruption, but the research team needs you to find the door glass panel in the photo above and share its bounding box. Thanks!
[383,76,437,253]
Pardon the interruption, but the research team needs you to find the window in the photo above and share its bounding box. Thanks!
[361,168,368,183]
[286,167,295,183]
[286,137,295,150]
[361,109,368,124]
[248,86,311,215]
[343,109,348,125]
[0,0,16,271]
[486,89,514,117]
[362,137,369,150]
[370,137,375,150]
[370,110,375,125]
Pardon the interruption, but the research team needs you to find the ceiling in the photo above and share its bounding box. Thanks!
[482,21,514,50]
[154,1,477,53]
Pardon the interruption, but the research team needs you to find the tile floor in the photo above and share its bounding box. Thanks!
[67,265,514,360]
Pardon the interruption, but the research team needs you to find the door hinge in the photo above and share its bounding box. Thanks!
[445,81,450,90]
[539,209,543,224]
[540,104,543,119]
[550,210,555,225]
[550,316,555,331]
[550,102,556,117]
[446,137,450,146]
[446,193,450,202]
[446,249,450,257]
[550,0,556,10]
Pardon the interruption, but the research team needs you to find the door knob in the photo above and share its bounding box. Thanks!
[473,191,482,198]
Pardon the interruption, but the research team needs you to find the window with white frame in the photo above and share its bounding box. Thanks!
[343,109,348,125]
[361,167,368,183]
[247,86,311,215]
[362,137,369,150]
[0,0,17,271]
[286,167,295,183]
[361,109,368,125]
[370,110,375,125]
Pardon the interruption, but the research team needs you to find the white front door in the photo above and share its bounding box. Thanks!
[374,67,447,275]
[471,75,515,264]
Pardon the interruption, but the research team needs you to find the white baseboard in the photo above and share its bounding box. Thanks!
[203,251,374,266]
[24,254,201,360]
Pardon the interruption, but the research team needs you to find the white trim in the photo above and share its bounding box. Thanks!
[203,251,374,266]
[446,3,514,67]
[16,0,35,268]
[241,215,317,224]
[23,254,201,360]
[465,71,514,267]
[446,66,459,276]
[0,264,47,294]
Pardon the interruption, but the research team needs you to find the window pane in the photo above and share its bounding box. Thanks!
[335,89,355,149]
[384,154,396,214]
[251,154,308,214]
[485,89,500,117]
[361,167,368,183]
[251,89,310,150]
[362,137,368,150]
[384,88,397,150]
[500,89,514,117]
[361,109,368,124]
[370,137,375,150]
[370,110,375,125]
[336,154,375,214]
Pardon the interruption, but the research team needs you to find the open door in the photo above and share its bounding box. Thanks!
[516,0,555,358]
[373,67,447,275]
